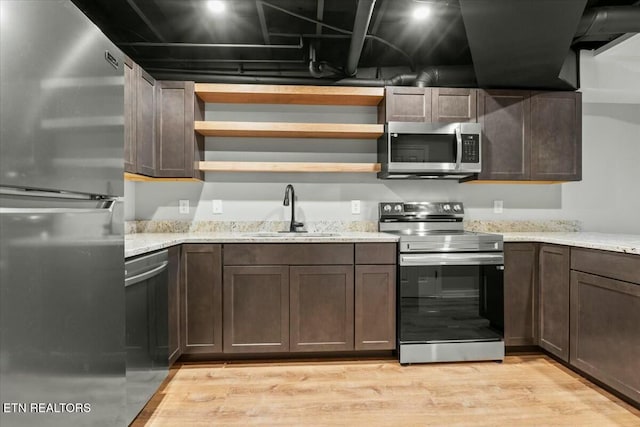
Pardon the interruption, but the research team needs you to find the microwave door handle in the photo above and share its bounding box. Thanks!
[455,127,463,170]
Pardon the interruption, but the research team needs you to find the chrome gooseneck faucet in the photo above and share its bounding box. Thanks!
[283,184,304,232]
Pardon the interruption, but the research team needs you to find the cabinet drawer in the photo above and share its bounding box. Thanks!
[223,243,354,265]
[571,248,640,285]
[355,243,396,264]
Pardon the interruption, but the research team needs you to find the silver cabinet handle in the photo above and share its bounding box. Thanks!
[125,261,168,287]
[455,127,463,170]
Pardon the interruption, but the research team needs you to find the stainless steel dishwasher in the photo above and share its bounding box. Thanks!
[124,250,169,424]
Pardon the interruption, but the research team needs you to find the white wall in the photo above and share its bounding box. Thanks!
[130,39,640,233]
[559,45,640,233]
[124,180,136,220]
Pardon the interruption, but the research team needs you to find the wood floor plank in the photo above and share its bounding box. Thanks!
[132,355,639,426]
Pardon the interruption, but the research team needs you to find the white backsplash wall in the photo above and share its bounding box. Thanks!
[124,180,136,221]
[130,46,640,233]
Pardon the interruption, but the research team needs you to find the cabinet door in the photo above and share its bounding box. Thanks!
[570,271,640,405]
[530,92,581,181]
[223,266,289,353]
[123,57,136,174]
[538,244,570,361]
[181,244,222,354]
[385,87,431,122]
[290,266,354,352]
[167,245,181,364]
[155,81,195,178]
[355,265,396,350]
[431,88,477,122]
[503,243,537,346]
[135,67,156,176]
[477,90,531,180]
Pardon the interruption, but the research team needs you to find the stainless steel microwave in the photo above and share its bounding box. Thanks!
[377,122,482,179]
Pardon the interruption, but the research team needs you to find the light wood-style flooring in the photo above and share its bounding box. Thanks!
[133,354,639,426]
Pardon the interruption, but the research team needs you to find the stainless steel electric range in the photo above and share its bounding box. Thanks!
[379,202,505,364]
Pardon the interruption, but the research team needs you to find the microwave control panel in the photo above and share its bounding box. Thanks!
[461,134,480,163]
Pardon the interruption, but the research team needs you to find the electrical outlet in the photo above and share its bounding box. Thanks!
[351,200,361,215]
[493,200,504,214]
[212,199,223,214]
[179,199,189,214]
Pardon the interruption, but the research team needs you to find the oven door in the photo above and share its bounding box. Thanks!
[398,252,504,345]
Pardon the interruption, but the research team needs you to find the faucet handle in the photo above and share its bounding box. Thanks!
[292,221,304,231]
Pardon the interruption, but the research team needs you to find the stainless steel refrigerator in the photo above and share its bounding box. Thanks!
[0,1,126,426]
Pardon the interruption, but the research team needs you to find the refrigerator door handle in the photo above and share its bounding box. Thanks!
[0,186,97,200]
[0,204,114,214]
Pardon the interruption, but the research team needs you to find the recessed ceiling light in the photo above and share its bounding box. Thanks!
[412,5,431,20]
[207,0,226,14]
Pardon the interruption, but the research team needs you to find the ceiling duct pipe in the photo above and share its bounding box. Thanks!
[414,66,477,87]
[308,44,341,78]
[345,0,376,77]
[336,73,416,86]
[575,6,640,39]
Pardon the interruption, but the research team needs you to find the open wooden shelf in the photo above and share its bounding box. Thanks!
[198,161,381,173]
[124,172,202,182]
[194,84,384,106]
[194,121,384,139]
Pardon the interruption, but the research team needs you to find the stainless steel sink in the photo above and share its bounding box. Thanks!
[246,232,340,238]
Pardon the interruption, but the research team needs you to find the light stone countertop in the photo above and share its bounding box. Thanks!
[498,232,640,255]
[125,232,400,258]
[125,231,640,258]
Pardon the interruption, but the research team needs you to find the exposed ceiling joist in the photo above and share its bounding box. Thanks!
[125,0,167,42]
[316,0,325,35]
[256,1,271,45]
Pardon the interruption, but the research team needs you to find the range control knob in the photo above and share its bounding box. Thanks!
[383,204,392,212]
[443,204,451,212]
[453,204,462,212]
[394,204,403,212]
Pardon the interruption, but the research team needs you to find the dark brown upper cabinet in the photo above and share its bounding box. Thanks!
[123,57,136,174]
[154,81,199,178]
[477,90,531,180]
[477,90,581,182]
[382,87,432,122]
[530,92,582,181]
[431,88,477,122]
[181,244,223,355]
[538,244,570,362]
[124,57,202,179]
[223,266,289,353]
[503,243,538,346]
[381,87,477,123]
[133,64,156,177]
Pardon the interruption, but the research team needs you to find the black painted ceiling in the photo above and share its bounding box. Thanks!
[72,0,639,88]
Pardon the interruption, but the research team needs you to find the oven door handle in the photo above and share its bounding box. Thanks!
[400,253,504,266]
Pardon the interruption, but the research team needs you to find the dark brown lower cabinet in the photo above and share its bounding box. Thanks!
[570,271,640,404]
[167,245,181,364]
[503,243,538,346]
[290,266,354,352]
[538,244,570,361]
[355,265,396,350]
[181,244,222,355]
[223,266,289,353]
